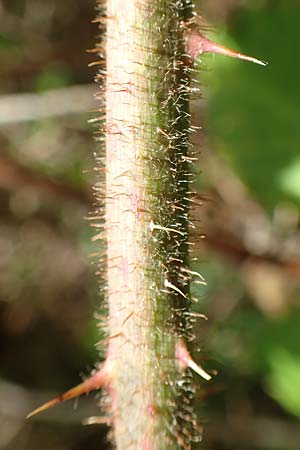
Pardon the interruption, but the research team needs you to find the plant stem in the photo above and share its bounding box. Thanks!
[102,1,200,448]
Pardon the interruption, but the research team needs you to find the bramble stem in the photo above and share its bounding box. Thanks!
[102,1,200,448]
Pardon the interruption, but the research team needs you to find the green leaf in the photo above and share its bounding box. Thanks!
[267,348,300,417]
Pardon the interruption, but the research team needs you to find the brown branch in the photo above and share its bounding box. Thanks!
[0,153,92,205]
[199,224,300,278]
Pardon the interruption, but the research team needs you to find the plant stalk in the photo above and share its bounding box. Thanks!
[102,0,199,448]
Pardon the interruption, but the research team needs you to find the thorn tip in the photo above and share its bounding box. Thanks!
[186,31,267,67]
[176,339,212,381]
[26,367,109,419]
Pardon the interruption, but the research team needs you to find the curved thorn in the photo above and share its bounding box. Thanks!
[176,339,212,381]
[26,367,108,419]
[187,32,267,67]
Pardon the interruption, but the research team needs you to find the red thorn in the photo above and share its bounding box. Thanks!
[26,365,111,419]
[186,31,267,67]
[176,339,212,381]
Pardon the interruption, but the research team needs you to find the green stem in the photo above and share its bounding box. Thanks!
[102,1,199,448]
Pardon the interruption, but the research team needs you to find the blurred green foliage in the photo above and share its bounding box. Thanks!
[198,1,300,441]
[203,1,300,211]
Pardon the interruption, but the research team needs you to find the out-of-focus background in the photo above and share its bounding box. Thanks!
[0,1,299,449]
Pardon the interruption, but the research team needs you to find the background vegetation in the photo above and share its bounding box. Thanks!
[0,1,299,449]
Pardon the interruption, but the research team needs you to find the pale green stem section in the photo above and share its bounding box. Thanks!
[104,1,197,448]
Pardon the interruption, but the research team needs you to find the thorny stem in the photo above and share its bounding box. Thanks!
[100,4,266,446]
[101,1,202,448]
[26,2,267,448]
